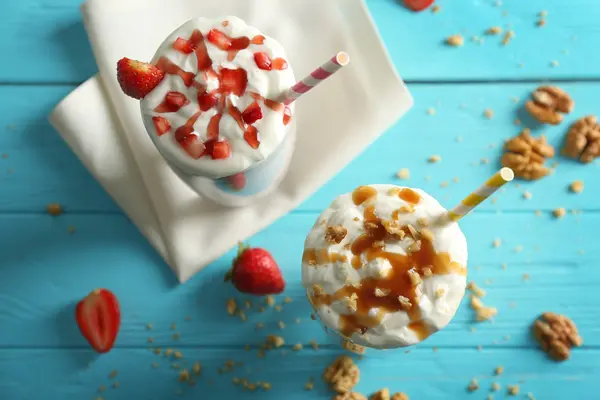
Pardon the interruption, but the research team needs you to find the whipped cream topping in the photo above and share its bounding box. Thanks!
[140,16,296,179]
[302,185,468,349]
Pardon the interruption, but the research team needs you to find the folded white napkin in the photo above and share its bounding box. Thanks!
[50,0,413,283]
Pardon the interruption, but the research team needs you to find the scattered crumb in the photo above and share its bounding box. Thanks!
[446,34,464,47]
[239,310,247,322]
[283,297,292,304]
[165,348,173,357]
[292,343,303,351]
[227,298,237,315]
[537,19,546,27]
[172,332,180,340]
[507,385,520,396]
[109,370,118,379]
[501,263,507,270]
[477,345,483,351]
[274,305,282,312]
[265,295,276,307]
[502,30,515,45]
[550,60,559,67]
[486,26,503,35]
[440,181,448,188]
[481,158,489,164]
[523,273,530,281]
[514,119,521,125]
[174,351,183,359]
[523,191,532,200]
[428,155,441,163]
[570,180,584,193]
[527,393,536,400]
[185,315,191,321]
[484,109,494,119]
[112,382,119,389]
[452,177,460,183]
[46,203,63,216]
[492,238,502,248]
[278,321,286,329]
[98,385,106,392]
[256,322,264,329]
[553,208,566,218]
[467,378,479,392]
[148,337,154,343]
[171,322,177,330]
[310,339,319,350]
[432,5,441,13]
[539,10,547,17]
[467,282,487,297]
[397,168,410,180]
[514,245,523,253]
[147,323,153,330]
[427,107,436,116]
[305,381,314,390]
[491,382,501,391]
[534,210,542,217]
[152,362,159,369]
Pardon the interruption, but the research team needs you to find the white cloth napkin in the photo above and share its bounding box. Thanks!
[49,0,413,283]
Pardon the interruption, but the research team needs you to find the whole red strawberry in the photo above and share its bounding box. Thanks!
[225,243,285,295]
[117,57,165,99]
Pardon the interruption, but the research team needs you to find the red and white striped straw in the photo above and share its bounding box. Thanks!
[280,52,350,105]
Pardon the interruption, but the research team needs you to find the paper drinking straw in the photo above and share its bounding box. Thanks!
[280,52,350,105]
[447,168,514,222]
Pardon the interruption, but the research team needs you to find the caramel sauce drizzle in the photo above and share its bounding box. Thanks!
[307,186,467,342]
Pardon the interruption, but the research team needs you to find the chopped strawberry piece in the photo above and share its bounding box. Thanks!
[242,102,263,125]
[228,173,246,191]
[283,106,292,126]
[207,113,222,140]
[254,52,272,71]
[173,37,195,54]
[203,139,215,155]
[230,36,250,50]
[198,91,218,111]
[174,112,202,142]
[156,57,195,87]
[154,91,190,113]
[264,98,284,112]
[404,0,434,11]
[251,35,265,45]
[117,58,165,99]
[179,135,205,159]
[188,30,212,71]
[207,29,232,50]
[227,101,246,130]
[212,140,231,159]
[244,126,260,149]
[152,116,171,136]
[272,58,288,70]
[220,68,248,96]
[75,289,120,353]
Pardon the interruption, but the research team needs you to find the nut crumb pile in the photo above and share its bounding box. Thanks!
[533,312,583,361]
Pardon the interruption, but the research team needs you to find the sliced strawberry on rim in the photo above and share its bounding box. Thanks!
[242,102,263,125]
[212,140,231,159]
[173,37,195,54]
[404,0,435,11]
[179,135,205,159]
[244,126,260,149]
[75,289,120,353]
[198,91,218,111]
[152,116,171,136]
[220,68,248,96]
[154,91,190,113]
[254,52,272,71]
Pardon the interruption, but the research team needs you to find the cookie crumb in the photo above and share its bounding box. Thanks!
[507,385,520,396]
[396,168,410,180]
[484,109,494,119]
[553,208,566,218]
[446,34,464,47]
[495,365,504,375]
[467,378,479,392]
[570,180,584,193]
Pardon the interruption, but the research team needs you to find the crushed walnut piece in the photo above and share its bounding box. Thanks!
[374,288,391,297]
[507,385,520,396]
[570,180,584,193]
[326,225,348,244]
[334,393,367,400]
[467,282,487,297]
[533,312,582,361]
[342,339,366,355]
[562,115,600,163]
[501,30,514,45]
[344,293,359,313]
[525,86,574,125]
[396,168,410,180]
[398,296,412,311]
[486,26,503,35]
[446,35,464,47]
[407,269,422,286]
[470,296,497,322]
[552,208,566,218]
[501,128,555,180]
[467,378,480,392]
[382,220,405,238]
[46,203,63,216]
[323,355,361,393]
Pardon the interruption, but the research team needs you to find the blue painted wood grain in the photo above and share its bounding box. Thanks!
[1,0,600,399]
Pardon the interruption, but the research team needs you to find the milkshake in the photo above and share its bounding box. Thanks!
[118,16,296,206]
[302,185,468,349]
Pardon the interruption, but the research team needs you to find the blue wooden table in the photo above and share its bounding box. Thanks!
[1,0,599,398]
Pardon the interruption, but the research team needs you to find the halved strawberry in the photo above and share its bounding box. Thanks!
[198,91,218,111]
[154,91,190,113]
[228,173,246,191]
[75,289,120,353]
[179,135,205,159]
[220,68,248,96]
[117,58,165,99]
[242,102,263,125]
[254,52,272,71]
[404,0,435,11]
[173,37,195,54]
[152,116,171,136]
[207,113,222,140]
[212,140,231,159]
[283,106,292,126]
[207,29,232,50]
[244,126,260,149]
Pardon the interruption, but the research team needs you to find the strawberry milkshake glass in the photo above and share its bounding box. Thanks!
[137,16,297,207]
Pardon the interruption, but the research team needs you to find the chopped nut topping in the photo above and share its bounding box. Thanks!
[507,385,520,396]
[407,269,422,286]
[46,203,63,216]
[312,284,325,297]
[406,225,419,239]
[407,240,421,253]
[382,220,405,238]
[467,282,487,297]
[501,128,555,180]
[226,298,237,315]
[326,225,348,244]
[397,205,415,214]
[396,168,410,180]
[398,296,412,310]
[420,229,434,242]
[446,34,464,47]
[435,288,446,299]
[533,312,582,361]
[422,267,432,277]
[486,26,503,35]
[344,293,359,313]
[525,86,574,125]
[342,340,366,355]
[476,306,498,321]
[372,240,385,249]
[467,378,479,392]
[428,155,442,163]
[267,335,285,348]
[570,180,584,193]
[374,288,391,297]
[562,116,600,163]
[323,355,361,393]
[553,208,566,218]
[417,218,429,227]
[370,388,390,400]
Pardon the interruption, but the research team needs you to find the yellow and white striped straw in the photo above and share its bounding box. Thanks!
[447,168,514,222]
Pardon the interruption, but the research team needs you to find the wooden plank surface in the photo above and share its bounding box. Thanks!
[1,0,600,82]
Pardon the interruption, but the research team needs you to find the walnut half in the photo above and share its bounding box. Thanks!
[533,312,582,361]
[501,129,555,180]
[562,115,600,163]
[525,86,574,125]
